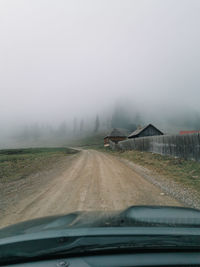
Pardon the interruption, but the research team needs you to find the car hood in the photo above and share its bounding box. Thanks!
[1,206,200,239]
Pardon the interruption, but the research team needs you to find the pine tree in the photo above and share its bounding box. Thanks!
[94,115,100,133]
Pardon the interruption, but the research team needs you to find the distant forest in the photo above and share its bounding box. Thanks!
[1,102,200,148]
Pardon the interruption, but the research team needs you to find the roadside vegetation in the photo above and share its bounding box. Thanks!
[68,133,200,196]
[106,149,200,195]
[0,147,78,183]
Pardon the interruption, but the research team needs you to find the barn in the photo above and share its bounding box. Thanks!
[104,128,127,146]
[128,124,163,139]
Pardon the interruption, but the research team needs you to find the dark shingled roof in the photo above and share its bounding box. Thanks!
[128,124,163,138]
[104,128,127,138]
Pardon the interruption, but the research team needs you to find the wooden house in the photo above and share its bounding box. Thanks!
[104,128,127,146]
[128,124,163,139]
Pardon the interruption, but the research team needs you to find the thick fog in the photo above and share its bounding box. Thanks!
[1,0,200,147]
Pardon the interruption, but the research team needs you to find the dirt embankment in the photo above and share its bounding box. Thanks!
[0,150,181,228]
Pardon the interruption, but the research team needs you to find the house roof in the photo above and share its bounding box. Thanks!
[180,130,200,135]
[104,128,127,138]
[128,124,163,138]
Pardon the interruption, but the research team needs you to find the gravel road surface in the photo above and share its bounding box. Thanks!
[0,150,181,228]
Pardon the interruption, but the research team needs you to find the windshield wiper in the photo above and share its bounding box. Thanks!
[48,235,200,256]
[1,234,200,266]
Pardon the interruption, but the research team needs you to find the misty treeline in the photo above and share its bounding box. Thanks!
[1,101,200,148]
[13,117,102,145]
[11,104,141,146]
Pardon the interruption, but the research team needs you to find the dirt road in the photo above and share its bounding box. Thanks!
[0,150,181,228]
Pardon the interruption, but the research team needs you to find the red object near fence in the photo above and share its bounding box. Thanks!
[179,130,200,135]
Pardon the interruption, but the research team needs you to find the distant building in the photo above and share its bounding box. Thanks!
[128,124,163,139]
[180,130,200,135]
[104,128,127,146]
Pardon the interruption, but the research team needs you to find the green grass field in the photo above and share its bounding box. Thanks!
[0,147,78,182]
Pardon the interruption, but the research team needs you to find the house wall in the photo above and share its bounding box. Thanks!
[136,125,163,138]
[110,136,126,144]
[104,137,109,145]
[104,136,126,145]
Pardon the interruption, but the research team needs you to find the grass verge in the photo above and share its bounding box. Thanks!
[0,147,78,183]
[103,149,200,195]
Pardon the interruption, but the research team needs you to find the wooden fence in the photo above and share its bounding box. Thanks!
[112,133,200,162]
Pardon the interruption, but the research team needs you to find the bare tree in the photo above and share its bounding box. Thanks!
[73,117,77,135]
[80,119,84,133]
[94,115,100,133]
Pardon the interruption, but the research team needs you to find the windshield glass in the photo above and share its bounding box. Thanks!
[0,0,200,237]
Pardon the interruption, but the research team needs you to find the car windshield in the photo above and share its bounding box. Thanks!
[0,0,200,247]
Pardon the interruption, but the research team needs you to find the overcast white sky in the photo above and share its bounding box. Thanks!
[0,0,200,127]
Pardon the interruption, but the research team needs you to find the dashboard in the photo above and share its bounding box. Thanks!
[9,252,200,266]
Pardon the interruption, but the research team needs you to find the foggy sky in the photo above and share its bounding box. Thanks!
[1,0,200,129]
